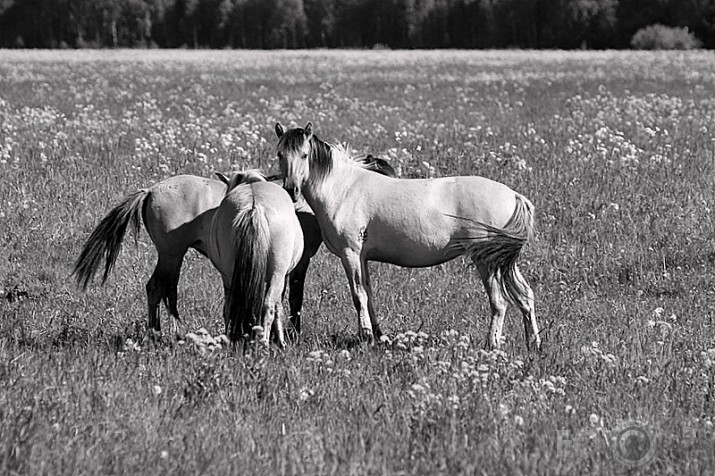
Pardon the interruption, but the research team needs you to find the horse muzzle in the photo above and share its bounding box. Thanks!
[284,182,300,203]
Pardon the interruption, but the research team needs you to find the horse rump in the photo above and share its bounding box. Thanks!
[225,204,270,342]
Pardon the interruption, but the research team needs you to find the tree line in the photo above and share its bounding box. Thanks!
[0,0,712,50]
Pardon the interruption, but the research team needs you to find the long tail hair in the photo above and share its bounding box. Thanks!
[225,203,270,342]
[464,194,535,305]
[72,189,148,290]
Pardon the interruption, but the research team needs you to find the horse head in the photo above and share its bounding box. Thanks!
[275,122,314,202]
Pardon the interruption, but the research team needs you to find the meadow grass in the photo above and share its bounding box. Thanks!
[1,50,714,475]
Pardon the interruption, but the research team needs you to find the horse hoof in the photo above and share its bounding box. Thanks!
[144,329,162,344]
[358,328,375,345]
[285,327,300,344]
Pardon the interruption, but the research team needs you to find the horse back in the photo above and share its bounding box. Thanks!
[144,175,226,255]
[343,173,526,266]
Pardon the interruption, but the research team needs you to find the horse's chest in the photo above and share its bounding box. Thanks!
[316,212,363,252]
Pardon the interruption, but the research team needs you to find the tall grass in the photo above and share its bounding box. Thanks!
[1,50,714,475]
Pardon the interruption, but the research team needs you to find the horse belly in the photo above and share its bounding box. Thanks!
[364,222,458,268]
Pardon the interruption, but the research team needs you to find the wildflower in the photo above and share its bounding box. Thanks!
[123,338,141,353]
[338,349,351,360]
[447,395,460,410]
[152,385,162,396]
[307,350,326,363]
[589,413,602,428]
[601,353,617,367]
[298,387,313,402]
[498,403,510,418]
[514,415,524,427]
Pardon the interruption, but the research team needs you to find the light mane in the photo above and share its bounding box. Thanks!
[308,135,372,185]
[277,126,374,186]
[226,169,267,193]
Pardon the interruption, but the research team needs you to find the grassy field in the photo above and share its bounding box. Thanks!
[1,49,714,475]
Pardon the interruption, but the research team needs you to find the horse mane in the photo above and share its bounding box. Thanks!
[277,125,378,184]
[225,169,267,193]
[309,135,375,184]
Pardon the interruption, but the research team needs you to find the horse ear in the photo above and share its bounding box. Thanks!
[305,122,313,137]
[215,172,230,185]
[275,122,284,138]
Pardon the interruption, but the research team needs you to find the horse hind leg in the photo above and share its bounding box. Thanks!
[288,259,309,334]
[146,267,164,339]
[272,301,287,349]
[475,262,508,350]
[146,255,184,341]
[512,265,541,352]
[261,274,286,347]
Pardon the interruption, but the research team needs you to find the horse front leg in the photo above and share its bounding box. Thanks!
[340,249,374,343]
[362,259,382,339]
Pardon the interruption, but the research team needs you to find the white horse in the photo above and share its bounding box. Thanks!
[73,156,395,341]
[275,122,541,351]
[208,170,304,346]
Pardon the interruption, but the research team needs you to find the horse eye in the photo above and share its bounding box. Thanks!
[302,153,308,160]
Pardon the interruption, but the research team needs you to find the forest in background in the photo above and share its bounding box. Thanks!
[0,0,713,49]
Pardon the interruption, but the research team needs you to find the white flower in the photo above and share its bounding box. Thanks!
[298,387,313,402]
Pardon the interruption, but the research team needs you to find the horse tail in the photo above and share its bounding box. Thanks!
[225,203,269,342]
[72,189,148,290]
[469,194,535,305]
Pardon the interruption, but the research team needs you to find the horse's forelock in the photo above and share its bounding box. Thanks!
[277,127,310,153]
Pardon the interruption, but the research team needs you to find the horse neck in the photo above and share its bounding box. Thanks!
[304,143,360,216]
